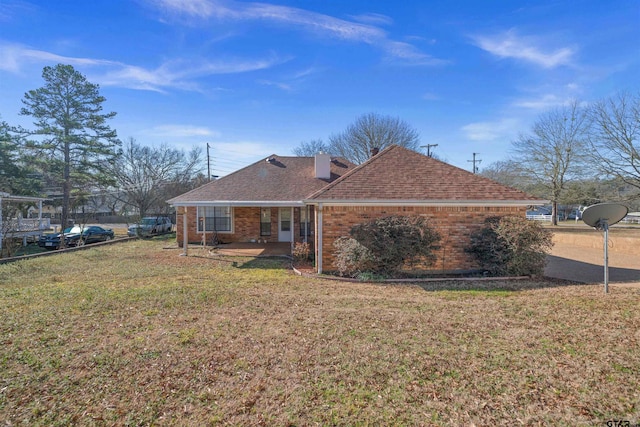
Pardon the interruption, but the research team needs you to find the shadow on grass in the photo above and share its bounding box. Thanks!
[232,257,291,270]
[408,277,583,293]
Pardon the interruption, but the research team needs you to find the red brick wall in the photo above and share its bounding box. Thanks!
[175,206,315,246]
[316,205,526,272]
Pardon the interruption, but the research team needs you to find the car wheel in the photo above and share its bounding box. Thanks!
[77,239,86,246]
[105,235,113,241]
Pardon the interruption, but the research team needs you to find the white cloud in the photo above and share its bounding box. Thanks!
[142,125,221,138]
[349,13,393,26]
[462,118,521,142]
[513,94,568,110]
[0,41,285,92]
[150,0,445,66]
[422,92,439,101]
[0,41,117,72]
[257,79,292,91]
[472,29,575,68]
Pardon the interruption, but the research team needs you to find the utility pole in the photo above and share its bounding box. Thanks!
[421,143,438,157]
[468,152,481,173]
[207,143,211,181]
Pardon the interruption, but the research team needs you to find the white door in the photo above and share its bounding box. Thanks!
[278,208,292,242]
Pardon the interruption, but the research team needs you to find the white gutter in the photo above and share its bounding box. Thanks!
[304,199,548,207]
[170,201,305,207]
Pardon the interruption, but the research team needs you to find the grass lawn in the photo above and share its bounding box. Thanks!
[1,238,638,426]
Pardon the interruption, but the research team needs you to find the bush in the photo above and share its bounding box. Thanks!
[292,242,311,262]
[333,237,376,277]
[466,216,553,276]
[333,215,441,276]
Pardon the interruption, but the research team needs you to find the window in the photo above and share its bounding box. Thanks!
[197,206,232,232]
[260,208,271,236]
[300,206,313,237]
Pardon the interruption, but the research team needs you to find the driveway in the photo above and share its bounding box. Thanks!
[545,239,640,287]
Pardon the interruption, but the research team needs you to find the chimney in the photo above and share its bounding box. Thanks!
[370,147,379,157]
[314,152,331,179]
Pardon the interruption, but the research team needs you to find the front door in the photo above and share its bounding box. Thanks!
[278,208,292,242]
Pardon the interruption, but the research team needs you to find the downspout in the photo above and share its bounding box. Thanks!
[317,203,323,274]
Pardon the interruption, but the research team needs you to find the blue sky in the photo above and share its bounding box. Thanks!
[1,0,638,176]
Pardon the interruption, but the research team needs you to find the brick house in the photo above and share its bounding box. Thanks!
[168,145,545,274]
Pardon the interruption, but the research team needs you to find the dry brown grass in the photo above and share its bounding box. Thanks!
[1,237,638,426]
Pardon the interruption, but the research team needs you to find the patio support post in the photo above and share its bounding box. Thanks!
[317,203,323,274]
[304,205,308,244]
[181,211,188,256]
[290,207,294,254]
[38,200,43,230]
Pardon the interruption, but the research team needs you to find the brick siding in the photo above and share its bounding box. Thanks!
[175,206,314,246]
[316,205,526,272]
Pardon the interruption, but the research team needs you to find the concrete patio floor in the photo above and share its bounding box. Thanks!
[208,242,292,257]
[545,233,640,288]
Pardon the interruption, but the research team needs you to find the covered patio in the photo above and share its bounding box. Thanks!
[199,242,293,257]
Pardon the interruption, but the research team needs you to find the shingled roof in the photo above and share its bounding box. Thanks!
[168,155,355,206]
[307,145,544,204]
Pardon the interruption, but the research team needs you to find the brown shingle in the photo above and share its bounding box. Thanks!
[167,155,355,204]
[308,145,542,202]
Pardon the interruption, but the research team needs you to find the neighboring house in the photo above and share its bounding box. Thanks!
[168,145,546,274]
[0,192,50,251]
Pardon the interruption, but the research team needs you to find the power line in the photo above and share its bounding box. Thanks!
[467,152,482,173]
[421,143,438,157]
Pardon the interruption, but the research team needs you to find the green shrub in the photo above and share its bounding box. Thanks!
[334,215,441,276]
[466,216,553,276]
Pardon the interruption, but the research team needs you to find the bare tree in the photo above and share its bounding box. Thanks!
[328,113,420,164]
[511,101,591,225]
[588,91,640,198]
[111,138,203,219]
[481,160,530,189]
[293,139,329,156]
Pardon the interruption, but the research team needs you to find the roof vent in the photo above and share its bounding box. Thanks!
[370,147,379,157]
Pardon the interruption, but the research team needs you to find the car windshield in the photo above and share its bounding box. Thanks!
[63,226,83,234]
[141,218,157,225]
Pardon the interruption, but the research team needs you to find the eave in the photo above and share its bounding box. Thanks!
[169,200,306,207]
[303,199,549,207]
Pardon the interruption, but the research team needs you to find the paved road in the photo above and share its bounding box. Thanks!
[545,242,640,286]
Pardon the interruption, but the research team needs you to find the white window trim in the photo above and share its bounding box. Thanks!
[196,206,234,234]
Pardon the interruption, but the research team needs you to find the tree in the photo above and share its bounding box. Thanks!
[19,64,120,235]
[481,159,531,190]
[511,101,590,225]
[292,139,329,156]
[110,138,203,219]
[328,113,420,164]
[588,91,640,198]
[0,120,41,196]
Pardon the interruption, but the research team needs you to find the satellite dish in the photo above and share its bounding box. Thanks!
[581,203,629,293]
[582,203,628,230]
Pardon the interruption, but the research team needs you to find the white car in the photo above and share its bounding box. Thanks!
[128,216,173,237]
